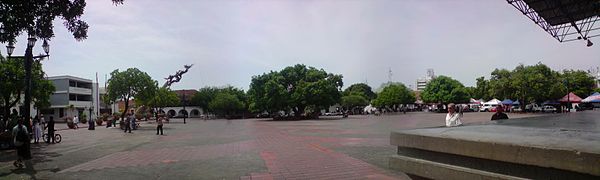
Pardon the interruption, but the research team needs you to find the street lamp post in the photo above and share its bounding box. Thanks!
[5,34,49,132]
[564,79,570,113]
[89,105,95,130]
[183,92,186,124]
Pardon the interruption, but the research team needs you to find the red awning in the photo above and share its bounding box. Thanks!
[559,92,582,103]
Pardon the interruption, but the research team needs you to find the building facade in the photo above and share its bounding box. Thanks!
[416,69,435,91]
[41,76,99,122]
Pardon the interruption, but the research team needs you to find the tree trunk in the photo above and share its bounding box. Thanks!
[121,98,129,120]
[2,101,9,131]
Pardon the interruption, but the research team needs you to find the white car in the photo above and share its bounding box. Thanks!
[542,105,557,113]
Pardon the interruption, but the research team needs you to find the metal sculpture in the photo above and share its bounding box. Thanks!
[164,64,193,88]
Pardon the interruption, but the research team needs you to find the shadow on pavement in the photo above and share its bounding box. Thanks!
[0,144,62,179]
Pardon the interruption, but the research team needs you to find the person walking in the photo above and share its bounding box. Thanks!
[32,118,42,144]
[88,114,95,130]
[73,115,79,129]
[40,114,46,131]
[47,116,55,143]
[157,114,165,135]
[131,111,137,130]
[124,113,132,133]
[445,103,463,127]
[12,119,31,168]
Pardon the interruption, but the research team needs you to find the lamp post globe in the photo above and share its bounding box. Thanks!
[42,39,49,55]
[27,34,36,47]
[6,41,14,57]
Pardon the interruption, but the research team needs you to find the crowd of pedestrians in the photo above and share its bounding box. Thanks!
[8,109,167,169]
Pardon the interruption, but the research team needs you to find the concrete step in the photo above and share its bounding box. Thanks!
[390,124,600,177]
[390,154,526,180]
[390,147,598,179]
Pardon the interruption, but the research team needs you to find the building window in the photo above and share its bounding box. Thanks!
[59,108,64,117]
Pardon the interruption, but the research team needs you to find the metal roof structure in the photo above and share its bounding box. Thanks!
[507,0,600,46]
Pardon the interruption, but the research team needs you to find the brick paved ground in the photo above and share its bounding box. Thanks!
[0,111,558,179]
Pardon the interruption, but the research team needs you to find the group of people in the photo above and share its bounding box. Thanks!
[122,110,166,135]
[445,103,509,127]
[11,115,57,168]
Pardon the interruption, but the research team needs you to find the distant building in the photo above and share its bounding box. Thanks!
[164,89,202,118]
[41,75,100,122]
[173,89,197,103]
[591,67,600,88]
[416,69,435,91]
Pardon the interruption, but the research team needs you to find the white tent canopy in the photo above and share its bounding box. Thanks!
[484,99,502,105]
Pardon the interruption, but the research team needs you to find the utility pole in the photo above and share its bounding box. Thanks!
[183,92,186,124]
[388,68,393,83]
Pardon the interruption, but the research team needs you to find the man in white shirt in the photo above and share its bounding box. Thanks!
[445,103,463,127]
[73,115,79,129]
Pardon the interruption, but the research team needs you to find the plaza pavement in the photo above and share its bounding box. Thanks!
[0,111,563,179]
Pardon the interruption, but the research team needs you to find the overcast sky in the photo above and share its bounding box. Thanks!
[8,0,600,90]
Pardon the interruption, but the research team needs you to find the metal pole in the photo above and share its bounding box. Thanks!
[24,45,33,132]
[183,92,186,124]
[567,84,570,112]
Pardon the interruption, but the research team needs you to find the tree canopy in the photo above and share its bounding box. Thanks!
[142,87,179,112]
[372,83,415,108]
[0,56,54,131]
[209,92,246,118]
[560,70,596,98]
[341,95,369,110]
[421,76,469,104]
[0,0,124,44]
[343,83,376,101]
[248,64,343,118]
[106,68,156,118]
[469,63,596,105]
[191,86,246,115]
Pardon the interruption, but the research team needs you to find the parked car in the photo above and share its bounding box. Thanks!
[480,104,498,112]
[511,106,522,112]
[577,103,594,111]
[542,105,557,113]
[525,104,542,112]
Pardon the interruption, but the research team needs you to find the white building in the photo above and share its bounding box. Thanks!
[41,76,101,122]
[416,69,435,91]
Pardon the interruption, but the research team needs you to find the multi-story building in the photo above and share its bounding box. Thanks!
[591,67,600,88]
[416,69,435,91]
[41,76,99,122]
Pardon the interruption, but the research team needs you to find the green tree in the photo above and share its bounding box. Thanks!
[248,64,343,118]
[191,86,246,115]
[0,0,124,43]
[488,69,516,100]
[560,70,596,98]
[0,56,54,131]
[343,83,376,101]
[594,88,600,94]
[473,76,491,100]
[372,83,415,108]
[209,92,245,118]
[106,68,157,119]
[248,71,289,114]
[512,63,564,105]
[341,95,369,110]
[464,86,476,99]
[144,87,179,115]
[421,76,469,104]
[190,87,218,112]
